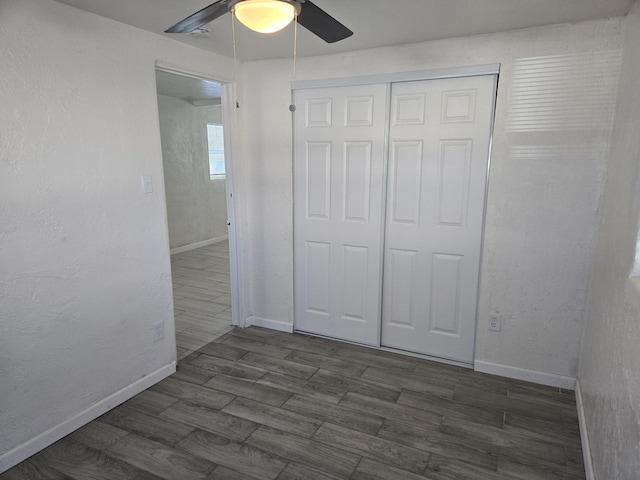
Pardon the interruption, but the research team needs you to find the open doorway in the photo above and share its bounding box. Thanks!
[155,69,236,359]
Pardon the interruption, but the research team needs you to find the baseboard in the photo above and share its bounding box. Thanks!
[474,360,577,390]
[0,362,176,474]
[245,316,294,333]
[575,380,595,480]
[170,235,228,255]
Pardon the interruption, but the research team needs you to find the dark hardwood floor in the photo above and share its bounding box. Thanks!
[172,242,233,359]
[2,326,585,479]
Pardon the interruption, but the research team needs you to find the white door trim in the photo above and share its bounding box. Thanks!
[155,62,244,328]
[292,64,501,91]
[220,82,245,328]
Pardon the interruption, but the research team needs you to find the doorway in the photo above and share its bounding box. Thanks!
[293,72,497,365]
[155,68,239,358]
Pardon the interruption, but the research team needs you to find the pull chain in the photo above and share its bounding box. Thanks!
[231,11,239,108]
[289,15,299,112]
[292,15,298,80]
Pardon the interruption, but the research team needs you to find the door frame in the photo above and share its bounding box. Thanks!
[291,64,500,367]
[155,63,245,329]
[292,64,500,90]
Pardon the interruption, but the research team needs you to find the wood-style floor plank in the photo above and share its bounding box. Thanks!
[178,429,287,480]
[312,423,430,474]
[255,371,346,405]
[339,391,443,427]
[397,389,505,428]
[160,401,259,442]
[246,426,361,479]
[377,419,499,471]
[497,456,582,480]
[205,465,254,480]
[362,365,455,399]
[172,363,216,385]
[34,437,151,480]
[149,377,235,410]
[1,458,73,480]
[351,458,431,480]
[239,351,319,379]
[68,419,129,451]
[439,416,567,466]
[276,462,342,480]
[120,390,178,416]
[221,335,293,359]
[188,353,267,380]
[282,394,385,435]
[221,397,322,437]
[195,342,247,362]
[285,349,367,377]
[425,454,513,480]
[106,434,214,480]
[203,374,293,407]
[452,384,564,423]
[310,369,401,402]
[100,405,195,446]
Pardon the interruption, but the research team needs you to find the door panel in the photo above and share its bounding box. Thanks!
[294,84,388,346]
[306,143,331,218]
[381,75,496,363]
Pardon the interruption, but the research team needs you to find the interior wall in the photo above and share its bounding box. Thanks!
[579,1,640,478]
[240,17,624,379]
[0,0,235,470]
[157,95,228,249]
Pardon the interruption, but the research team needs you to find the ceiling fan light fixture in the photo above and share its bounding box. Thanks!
[231,0,300,34]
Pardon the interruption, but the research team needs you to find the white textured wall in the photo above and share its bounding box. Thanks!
[157,96,228,249]
[0,0,235,469]
[240,18,623,379]
[579,1,640,478]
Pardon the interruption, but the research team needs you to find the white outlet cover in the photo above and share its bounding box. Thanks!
[489,313,502,332]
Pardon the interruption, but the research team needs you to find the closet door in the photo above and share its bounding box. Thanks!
[381,75,496,363]
[293,84,388,346]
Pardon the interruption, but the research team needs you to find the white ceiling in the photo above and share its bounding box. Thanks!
[156,70,222,102]
[55,0,633,61]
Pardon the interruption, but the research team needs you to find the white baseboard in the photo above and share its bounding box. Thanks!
[245,316,294,333]
[474,360,577,390]
[170,235,228,255]
[575,380,595,480]
[0,363,176,474]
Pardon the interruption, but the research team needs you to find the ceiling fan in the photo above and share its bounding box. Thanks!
[165,0,353,43]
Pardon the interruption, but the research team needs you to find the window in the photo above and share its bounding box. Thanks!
[207,123,225,179]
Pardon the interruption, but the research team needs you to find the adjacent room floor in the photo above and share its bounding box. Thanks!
[171,241,233,359]
[2,325,585,479]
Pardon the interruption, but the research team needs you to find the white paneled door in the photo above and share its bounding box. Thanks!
[294,84,388,346]
[294,74,496,363]
[381,76,496,363]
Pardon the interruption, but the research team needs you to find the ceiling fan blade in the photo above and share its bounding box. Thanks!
[297,0,353,43]
[165,0,230,33]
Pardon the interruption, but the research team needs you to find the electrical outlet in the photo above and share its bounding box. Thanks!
[153,321,165,342]
[489,313,502,332]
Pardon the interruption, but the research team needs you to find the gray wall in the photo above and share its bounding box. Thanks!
[580,1,640,478]
[237,17,623,381]
[157,95,228,249]
[0,0,235,470]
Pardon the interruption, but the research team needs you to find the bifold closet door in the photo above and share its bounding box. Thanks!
[293,84,388,346]
[381,75,496,363]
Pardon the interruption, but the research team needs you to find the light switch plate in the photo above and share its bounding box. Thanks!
[141,174,153,194]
